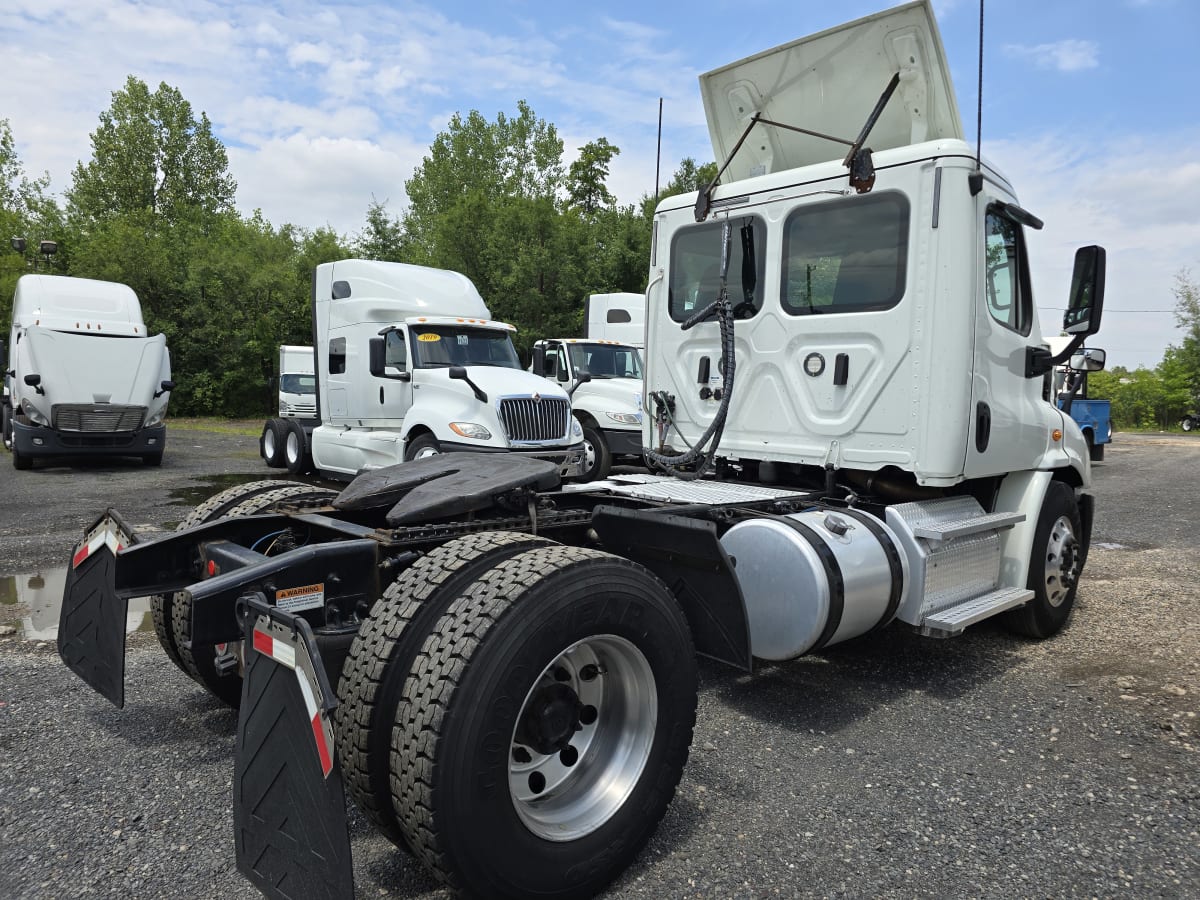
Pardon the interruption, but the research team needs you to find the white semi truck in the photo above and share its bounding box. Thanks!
[260,260,585,478]
[259,344,318,472]
[57,3,1110,898]
[3,274,173,469]
[584,291,645,348]
[531,337,645,480]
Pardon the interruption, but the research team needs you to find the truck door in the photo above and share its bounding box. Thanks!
[964,203,1046,477]
[370,328,413,427]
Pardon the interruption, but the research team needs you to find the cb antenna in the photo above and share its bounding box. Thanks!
[969,0,985,195]
[654,98,663,205]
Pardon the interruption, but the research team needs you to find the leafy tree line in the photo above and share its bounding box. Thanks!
[1,78,714,416]
[1084,272,1200,430]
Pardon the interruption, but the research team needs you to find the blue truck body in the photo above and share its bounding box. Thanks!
[1060,397,1111,460]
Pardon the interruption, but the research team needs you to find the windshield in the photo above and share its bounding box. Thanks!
[280,373,316,395]
[567,343,643,379]
[410,326,522,369]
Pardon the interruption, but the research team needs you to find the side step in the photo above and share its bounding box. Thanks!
[911,510,1024,542]
[919,586,1034,637]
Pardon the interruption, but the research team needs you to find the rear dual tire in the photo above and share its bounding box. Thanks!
[390,546,697,899]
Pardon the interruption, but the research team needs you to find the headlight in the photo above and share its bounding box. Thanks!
[146,409,165,427]
[571,418,583,438]
[604,411,642,425]
[279,401,291,414]
[20,399,49,426]
[450,422,492,440]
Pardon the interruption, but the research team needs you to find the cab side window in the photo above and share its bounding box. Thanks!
[384,330,407,369]
[329,337,346,374]
[984,210,1032,335]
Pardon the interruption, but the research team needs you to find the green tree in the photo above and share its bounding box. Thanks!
[402,100,563,267]
[354,198,405,261]
[67,76,235,228]
[1169,269,1200,403]
[566,138,619,214]
[640,157,719,219]
[0,119,64,324]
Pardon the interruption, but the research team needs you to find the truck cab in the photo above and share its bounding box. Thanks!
[309,260,585,478]
[4,274,173,469]
[531,337,645,480]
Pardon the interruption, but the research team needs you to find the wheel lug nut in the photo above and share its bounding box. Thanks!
[559,745,579,767]
[579,704,598,725]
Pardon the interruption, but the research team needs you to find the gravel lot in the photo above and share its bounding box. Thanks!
[1,428,1197,899]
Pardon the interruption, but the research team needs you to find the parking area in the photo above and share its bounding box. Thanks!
[1,428,1197,898]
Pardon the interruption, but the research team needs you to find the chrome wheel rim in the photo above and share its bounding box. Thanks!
[263,428,277,459]
[1043,514,1079,607]
[413,444,440,459]
[582,438,597,474]
[509,634,656,841]
[286,430,301,465]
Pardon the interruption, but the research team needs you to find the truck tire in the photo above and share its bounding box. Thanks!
[260,419,286,468]
[392,546,697,899]
[579,423,612,482]
[150,479,290,677]
[336,531,557,847]
[1,403,11,451]
[1181,417,1195,432]
[1089,441,1104,462]
[171,483,339,706]
[283,419,310,475]
[404,433,441,461]
[1002,481,1083,639]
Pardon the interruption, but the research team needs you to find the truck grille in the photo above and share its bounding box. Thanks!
[52,404,147,433]
[498,397,570,443]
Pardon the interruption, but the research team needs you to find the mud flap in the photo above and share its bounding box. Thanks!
[234,596,354,900]
[58,512,137,708]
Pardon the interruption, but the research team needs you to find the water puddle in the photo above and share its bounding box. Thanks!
[167,471,330,508]
[0,567,152,642]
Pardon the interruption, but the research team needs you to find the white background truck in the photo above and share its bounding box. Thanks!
[259,344,318,473]
[531,337,645,480]
[3,273,173,469]
[278,259,585,479]
[585,291,645,348]
[57,3,1111,898]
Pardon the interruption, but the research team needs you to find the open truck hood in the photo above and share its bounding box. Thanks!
[18,326,171,413]
[700,0,962,183]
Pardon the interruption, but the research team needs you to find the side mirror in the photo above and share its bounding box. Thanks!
[369,337,386,377]
[448,365,467,381]
[531,345,546,376]
[370,337,410,381]
[23,373,44,396]
[154,379,175,399]
[1063,245,1106,336]
[1069,348,1106,373]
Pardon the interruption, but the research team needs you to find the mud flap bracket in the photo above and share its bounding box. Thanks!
[233,595,354,900]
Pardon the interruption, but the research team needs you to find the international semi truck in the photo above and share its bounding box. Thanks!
[257,260,585,479]
[530,337,645,480]
[57,2,1109,897]
[3,274,173,469]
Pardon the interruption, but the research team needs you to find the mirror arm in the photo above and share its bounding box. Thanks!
[1026,334,1086,378]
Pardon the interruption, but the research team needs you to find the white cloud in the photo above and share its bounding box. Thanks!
[287,41,332,67]
[1004,39,1100,72]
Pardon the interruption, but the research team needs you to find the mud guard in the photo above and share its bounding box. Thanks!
[58,511,138,708]
[234,595,354,900]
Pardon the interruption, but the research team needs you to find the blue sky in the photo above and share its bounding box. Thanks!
[2,0,1196,370]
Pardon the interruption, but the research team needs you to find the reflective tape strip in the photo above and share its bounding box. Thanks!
[71,524,124,569]
[251,628,296,670]
[296,670,334,777]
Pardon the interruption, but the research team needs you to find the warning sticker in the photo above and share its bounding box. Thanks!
[276,582,325,612]
[416,332,441,342]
